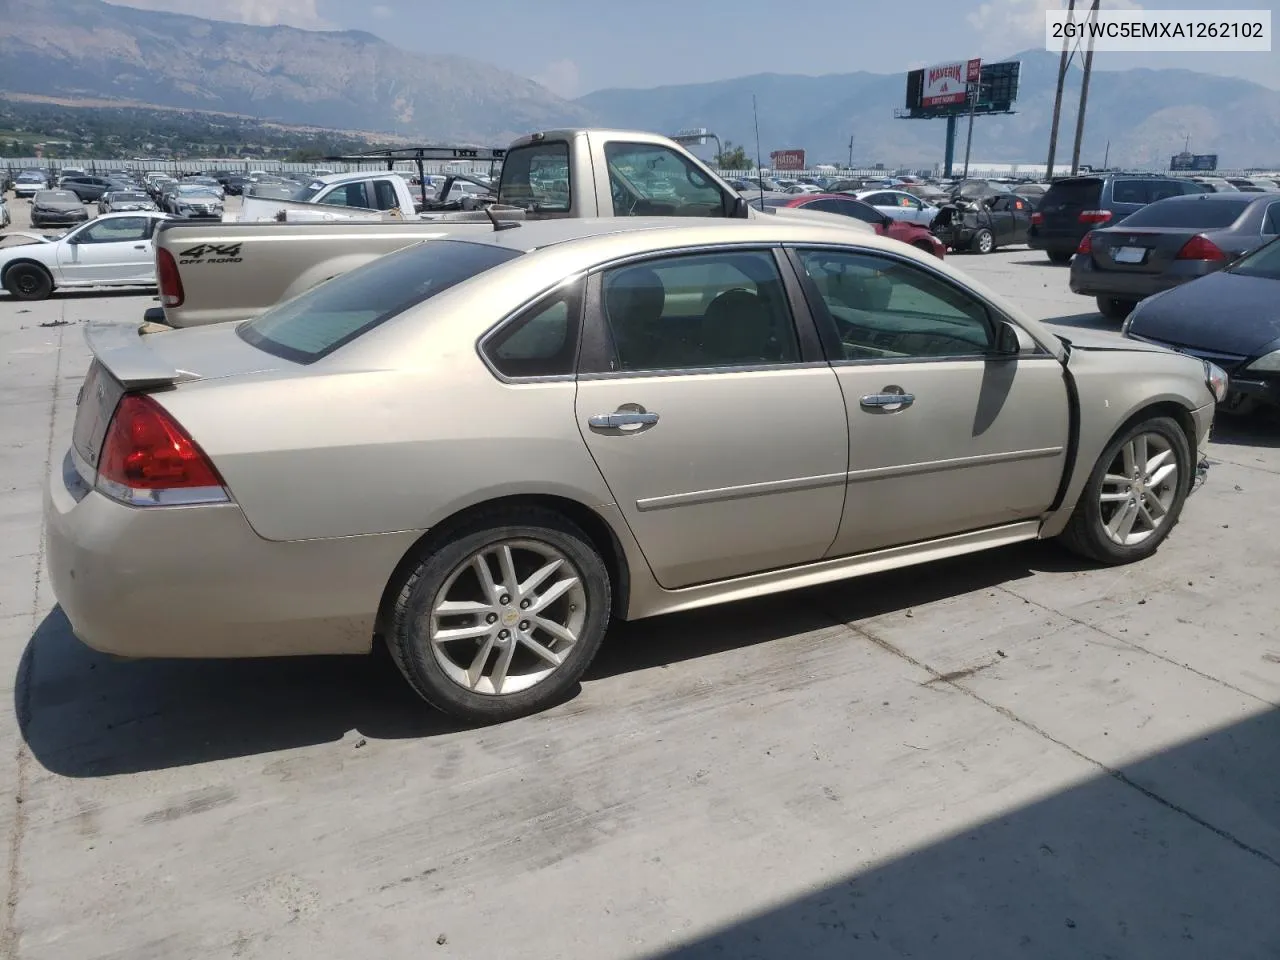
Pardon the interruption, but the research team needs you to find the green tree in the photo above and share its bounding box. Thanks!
[714,141,749,170]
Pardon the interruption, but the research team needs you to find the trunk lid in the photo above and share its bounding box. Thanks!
[1086,227,1206,274]
[72,321,286,473]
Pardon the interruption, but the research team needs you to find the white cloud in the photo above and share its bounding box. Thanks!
[967,0,1143,56]
[532,59,581,99]
[371,4,392,18]
[106,0,334,29]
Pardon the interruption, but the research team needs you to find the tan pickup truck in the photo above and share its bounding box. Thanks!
[150,128,870,328]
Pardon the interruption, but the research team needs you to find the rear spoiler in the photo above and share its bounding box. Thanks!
[85,321,186,388]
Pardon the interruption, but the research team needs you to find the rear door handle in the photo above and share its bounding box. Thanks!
[588,411,659,429]
[860,392,915,410]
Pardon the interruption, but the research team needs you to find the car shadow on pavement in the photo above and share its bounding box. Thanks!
[20,542,1086,778]
[641,705,1280,960]
[1008,256,1070,267]
[1210,409,1280,448]
[590,541,1088,681]
[0,289,156,302]
[17,607,459,778]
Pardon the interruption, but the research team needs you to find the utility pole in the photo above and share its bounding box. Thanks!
[1071,0,1101,176]
[1046,0,1077,180]
[962,80,979,178]
[848,135,854,170]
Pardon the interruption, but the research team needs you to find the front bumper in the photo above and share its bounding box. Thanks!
[45,450,420,659]
[31,211,88,224]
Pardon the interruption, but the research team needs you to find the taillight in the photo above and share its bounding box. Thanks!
[97,394,227,506]
[1078,209,1112,224]
[1076,232,1093,256]
[1030,212,1043,225]
[156,247,184,307]
[1175,234,1226,261]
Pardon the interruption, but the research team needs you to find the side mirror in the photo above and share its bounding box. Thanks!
[995,320,1037,357]
[729,193,749,219]
[881,215,894,230]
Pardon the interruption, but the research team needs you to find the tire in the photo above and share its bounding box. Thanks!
[1059,415,1192,565]
[1048,251,1074,265]
[385,507,612,723]
[1096,296,1138,322]
[4,263,53,301]
[971,228,995,254]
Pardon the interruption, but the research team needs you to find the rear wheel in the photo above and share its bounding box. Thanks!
[4,263,53,301]
[971,228,995,254]
[385,508,612,723]
[1096,296,1137,322]
[1048,251,1074,265]
[1059,416,1191,565]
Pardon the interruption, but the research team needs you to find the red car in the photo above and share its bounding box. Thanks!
[772,194,946,259]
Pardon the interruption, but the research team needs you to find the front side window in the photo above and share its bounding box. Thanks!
[239,240,522,363]
[318,183,371,209]
[795,249,993,361]
[497,142,571,213]
[600,250,799,372]
[78,217,149,243]
[1263,203,1280,236]
[1232,237,1280,280]
[605,142,727,218]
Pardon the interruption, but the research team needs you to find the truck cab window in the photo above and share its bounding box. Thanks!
[605,142,728,218]
[318,183,371,209]
[372,180,400,211]
[497,142,571,213]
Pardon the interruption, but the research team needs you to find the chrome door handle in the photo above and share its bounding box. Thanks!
[588,411,659,428]
[860,392,915,409]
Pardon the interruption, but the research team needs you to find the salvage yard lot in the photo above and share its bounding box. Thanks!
[2,249,1278,959]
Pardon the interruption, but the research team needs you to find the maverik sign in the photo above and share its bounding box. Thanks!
[922,59,981,108]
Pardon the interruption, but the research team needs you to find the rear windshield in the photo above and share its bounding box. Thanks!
[1230,237,1280,281]
[238,240,523,363]
[1119,197,1250,229]
[1041,178,1102,207]
[497,142,571,213]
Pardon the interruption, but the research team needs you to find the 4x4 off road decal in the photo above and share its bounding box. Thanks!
[177,243,243,265]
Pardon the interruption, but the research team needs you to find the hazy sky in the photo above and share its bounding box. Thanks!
[112,0,1280,96]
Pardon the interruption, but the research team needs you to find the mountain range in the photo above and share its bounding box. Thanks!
[1,0,1278,168]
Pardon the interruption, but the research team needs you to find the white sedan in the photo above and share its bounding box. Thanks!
[1,212,171,301]
[854,189,939,227]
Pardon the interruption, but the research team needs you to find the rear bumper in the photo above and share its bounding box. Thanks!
[933,226,974,249]
[45,450,421,658]
[1027,228,1085,255]
[1069,260,1194,300]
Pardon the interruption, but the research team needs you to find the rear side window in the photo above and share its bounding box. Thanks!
[1120,198,1252,229]
[1041,178,1102,209]
[239,240,523,363]
[483,281,583,379]
[1111,180,1149,204]
[498,142,571,213]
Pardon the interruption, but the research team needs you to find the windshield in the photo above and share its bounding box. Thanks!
[36,191,78,203]
[1120,197,1250,229]
[17,171,44,182]
[111,192,150,202]
[177,185,219,197]
[1230,237,1280,280]
[238,240,523,363]
[498,142,571,213]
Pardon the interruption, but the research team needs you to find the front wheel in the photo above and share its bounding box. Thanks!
[4,264,53,301]
[1059,416,1191,565]
[385,508,612,723]
[1096,296,1137,322]
[971,228,995,254]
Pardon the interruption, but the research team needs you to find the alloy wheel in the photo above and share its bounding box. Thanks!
[1098,432,1179,546]
[426,539,587,696]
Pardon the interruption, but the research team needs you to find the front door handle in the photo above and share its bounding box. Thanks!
[588,410,660,429]
[134,244,147,249]
[860,391,915,410]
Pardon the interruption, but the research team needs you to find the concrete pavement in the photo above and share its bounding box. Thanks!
[0,237,1277,959]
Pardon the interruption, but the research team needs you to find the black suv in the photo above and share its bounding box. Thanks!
[1029,175,1209,263]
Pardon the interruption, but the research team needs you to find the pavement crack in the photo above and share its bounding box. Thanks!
[996,584,1279,709]
[2,324,66,960]
[823,607,1280,875]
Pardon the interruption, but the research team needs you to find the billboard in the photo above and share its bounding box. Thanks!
[770,149,806,171]
[921,59,981,108]
[902,60,1019,119]
[1170,152,1218,171]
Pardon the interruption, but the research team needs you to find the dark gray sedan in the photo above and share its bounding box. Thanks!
[1124,238,1280,412]
[30,190,90,228]
[1071,193,1280,320]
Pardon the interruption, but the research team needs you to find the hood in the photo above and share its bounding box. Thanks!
[34,199,83,211]
[1057,329,1172,354]
[1126,270,1280,358]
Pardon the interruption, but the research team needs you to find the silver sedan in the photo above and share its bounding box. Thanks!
[46,217,1223,723]
[854,189,939,226]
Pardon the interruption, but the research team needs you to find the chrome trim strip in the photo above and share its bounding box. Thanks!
[95,475,230,507]
[635,471,847,512]
[846,446,1064,483]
